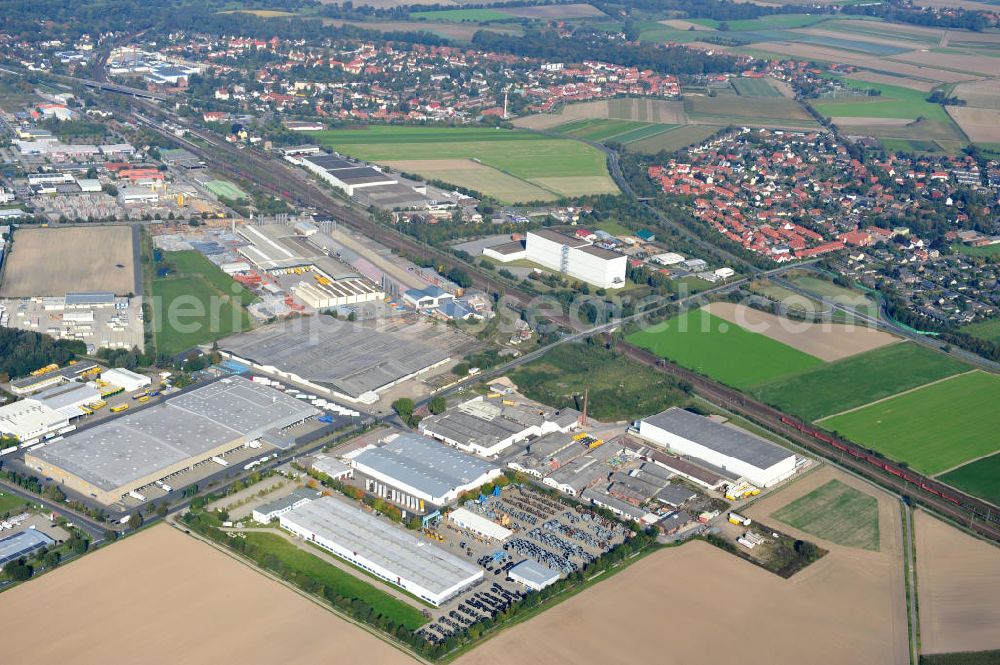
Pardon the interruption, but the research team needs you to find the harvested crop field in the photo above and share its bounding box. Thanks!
[514,98,687,130]
[0,225,138,297]
[684,95,818,128]
[916,509,1000,655]
[659,19,715,31]
[849,70,937,92]
[501,3,604,18]
[893,51,1000,77]
[704,302,898,362]
[458,529,907,664]
[954,79,1000,110]
[384,159,556,203]
[0,524,415,665]
[947,107,1000,143]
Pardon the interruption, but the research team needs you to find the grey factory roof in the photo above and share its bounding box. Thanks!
[485,240,525,256]
[30,377,318,492]
[34,381,100,411]
[222,316,463,399]
[65,291,115,306]
[352,183,429,210]
[420,406,529,450]
[283,496,482,595]
[353,433,497,500]
[644,408,793,470]
[509,559,559,587]
[304,155,356,171]
[9,361,102,392]
[330,167,395,185]
[577,244,622,260]
[256,487,316,516]
[656,483,698,507]
[0,529,55,567]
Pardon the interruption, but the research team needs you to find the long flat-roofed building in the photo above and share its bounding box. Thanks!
[0,399,71,444]
[349,433,502,509]
[220,316,468,404]
[280,496,483,606]
[636,407,795,487]
[25,377,319,504]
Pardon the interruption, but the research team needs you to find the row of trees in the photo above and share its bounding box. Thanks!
[0,328,85,381]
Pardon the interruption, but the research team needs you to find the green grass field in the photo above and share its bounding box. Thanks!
[152,250,254,356]
[821,371,1000,475]
[691,14,829,30]
[920,650,1000,665]
[204,179,249,201]
[953,242,1000,257]
[773,479,880,550]
[751,342,967,421]
[684,95,817,127]
[410,8,511,21]
[879,138,941,154]
[626,308,825,390]
[814,78,952,122]
[242,532,427,630]
[0,491,30,516]
[552,118,648,141]
[939,453,1000,507]
[314,126,615,200]
[785,273,879,317]
[961,316,1000,344]
[733,78,782,97]
[509,343,689,422]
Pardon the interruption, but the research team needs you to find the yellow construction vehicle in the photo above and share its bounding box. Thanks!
[110,404,129,413]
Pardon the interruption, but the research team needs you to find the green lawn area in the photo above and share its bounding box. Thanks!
[938,453,1000,507]
[0,491,30,516]
[750,342,968,421]
[205,179,249,201]
[773,479,880,550]
[552,118,649,142]
[152,250,254,356]
[314,126,612,180]
[961,316,1000,344]
[784,273,879,318]
[879,138,941,154]
[953,242,1000,257]
[733,78,781,97]
[813,78,952,122]
[242,532,427,630]
[509,343,689,422]
[820,371,1000,476]
[625,308,825,390]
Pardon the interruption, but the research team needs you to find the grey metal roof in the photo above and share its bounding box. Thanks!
[255,488,316,516]
[528,228,590,248]
[656,483,698,507]
[222,316,465,399]
[65,291,115,306]
[31,377,318,492]
[420,408,527,450]
[0,529,55,567]
[330,167,394,185]
[34,381,101,411]
[304,155,356,171]
[643,408,793,469]
[353,433,497,500]
[282,496,482,595]
[509,559,559,586]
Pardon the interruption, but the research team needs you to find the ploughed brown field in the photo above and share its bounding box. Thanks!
[704,302,899,362]
[916,509,1000,655]
[0,525,415,665]
[459,478,908,665]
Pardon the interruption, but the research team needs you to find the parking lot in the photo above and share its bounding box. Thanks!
[416,484,629,645]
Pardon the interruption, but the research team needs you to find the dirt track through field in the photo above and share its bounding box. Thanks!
[916,509,1000,654]
[704,302,899,361]
[0,524,416,665]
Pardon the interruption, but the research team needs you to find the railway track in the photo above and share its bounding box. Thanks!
[618,341,1000,544]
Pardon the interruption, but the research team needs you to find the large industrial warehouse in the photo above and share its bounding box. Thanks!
[525,229,627,289]
[220,316,469,404]
[280,496,483,606]
[636,407,796,487]
[24,377,319,504]
[349,432,503,509]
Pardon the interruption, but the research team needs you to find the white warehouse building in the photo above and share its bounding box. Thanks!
[280,496,483,606]
[636,407,796,488]
[525,229,626,289]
